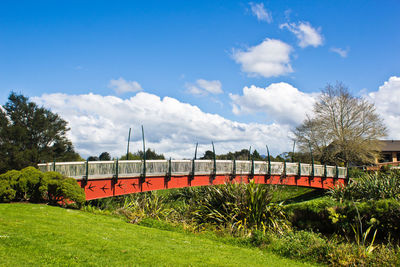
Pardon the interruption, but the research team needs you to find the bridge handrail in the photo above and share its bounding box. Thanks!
[38,160,347,180]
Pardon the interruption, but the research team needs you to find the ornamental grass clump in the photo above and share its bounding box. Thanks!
[193,181,289,234]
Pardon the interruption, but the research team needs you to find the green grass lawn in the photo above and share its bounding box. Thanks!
[0,203,316,266]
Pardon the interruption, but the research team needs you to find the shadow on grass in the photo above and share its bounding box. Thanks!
[281,189,325,204]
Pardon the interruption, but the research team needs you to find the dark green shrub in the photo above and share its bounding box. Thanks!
[45,171,85,207]
[0,168,85,207]
[0,167,47,202]
[286,198,400,240]
[285,197,338,233]
[0,179,16,202]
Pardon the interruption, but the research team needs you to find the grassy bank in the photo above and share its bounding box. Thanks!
[0,203,315,266]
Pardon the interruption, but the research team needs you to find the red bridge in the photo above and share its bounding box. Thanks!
[39,159,348,200]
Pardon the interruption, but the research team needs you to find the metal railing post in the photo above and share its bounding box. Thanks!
[126,128,131,160]
[308,141,314,180]
[190,143,198,183]
[141,125,146,184]
[265,145,271,182]
[113,158,119,184]
[166,157,172,183]
[211,141,216,183]
[231,159,236,181]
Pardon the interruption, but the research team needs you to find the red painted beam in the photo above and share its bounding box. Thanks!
[78,174,347,201]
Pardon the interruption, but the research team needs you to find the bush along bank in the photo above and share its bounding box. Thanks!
[0,167,85,207]
[285,197,400,241]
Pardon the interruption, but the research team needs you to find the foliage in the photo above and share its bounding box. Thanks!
[329,170,400,201]
[285,197,400,240]
[294,82,387,166]
[87,151,112,161]
[267,229,400,266]
[99,151,111,160]
[0,92,81,173]
[120,148,165,160]
[0,167,85,207]
[193,181,290,234]
[0,179,16,202]
[45,171,86,207]
[87,156,99,161]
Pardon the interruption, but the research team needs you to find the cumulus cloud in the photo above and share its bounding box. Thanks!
[330,47,349,58]
[108,77,143,94]
[186,79,223,96]
[230,82,318,125]
[249,2,272,23]
[366,76,400,139]
[232,38,293,78]
[32,92,293,159]
[280,22,323,48]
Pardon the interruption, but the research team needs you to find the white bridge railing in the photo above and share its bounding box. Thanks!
[38,160,347,180]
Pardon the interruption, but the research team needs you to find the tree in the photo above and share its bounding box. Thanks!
[294,83,387,166]
[120,148,165,160]
[0,92,81,173]
[99,152,111,161]
[201,150,215,160]
[87,156,99,161]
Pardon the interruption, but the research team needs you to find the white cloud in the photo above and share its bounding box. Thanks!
[32,92,293,159]
[366,76,400,139]
[186,79,223,96]
[280,22,323,48]
[330,47,349,58]
[249,2,272,23]
[230,82,318,125]
[232,38,293,78]
[108,77,143,94]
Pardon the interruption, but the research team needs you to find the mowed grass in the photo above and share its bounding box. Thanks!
[0,204,316,266]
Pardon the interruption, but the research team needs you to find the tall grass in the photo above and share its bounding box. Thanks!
[193,181,289,234]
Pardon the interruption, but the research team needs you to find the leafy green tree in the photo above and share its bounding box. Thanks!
[0,92,81,173]
[99,152,111,161]
[201,150,215,160]
[120,149,165,160]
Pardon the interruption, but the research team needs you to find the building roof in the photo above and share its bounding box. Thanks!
[380,140,400,152]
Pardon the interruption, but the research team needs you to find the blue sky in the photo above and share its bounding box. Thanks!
[1,1,399,158]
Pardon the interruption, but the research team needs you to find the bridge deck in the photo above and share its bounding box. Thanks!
[38,160,347,200]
